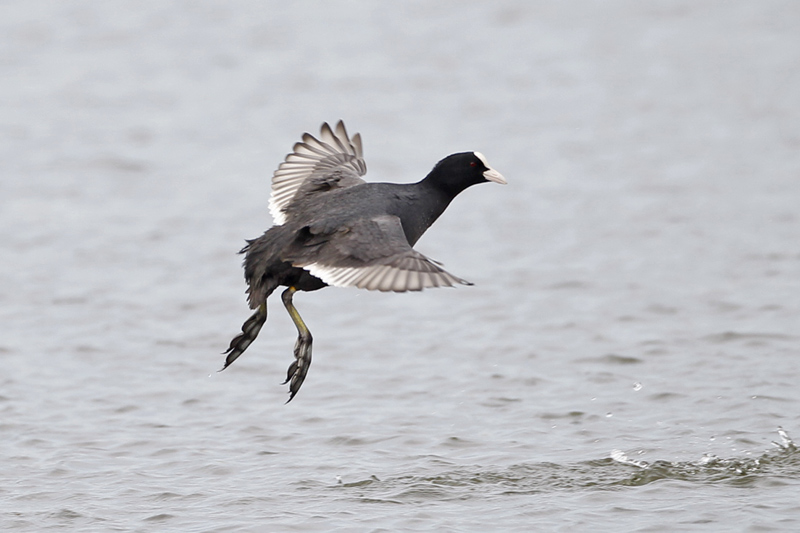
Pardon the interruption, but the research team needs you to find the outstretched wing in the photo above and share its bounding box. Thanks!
[269,121,367,225]
[295,215,472,292]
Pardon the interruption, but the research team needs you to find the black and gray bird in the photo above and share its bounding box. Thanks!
[223,121,506,401]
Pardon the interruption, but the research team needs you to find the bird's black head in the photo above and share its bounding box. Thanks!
[424,151,506,196]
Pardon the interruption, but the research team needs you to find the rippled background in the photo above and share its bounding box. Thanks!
[3,1,800,531]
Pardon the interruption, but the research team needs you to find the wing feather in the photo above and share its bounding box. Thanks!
[268,121,367,225]
[295,215,472,293]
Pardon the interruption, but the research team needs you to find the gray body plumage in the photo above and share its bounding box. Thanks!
[243,178,462,306]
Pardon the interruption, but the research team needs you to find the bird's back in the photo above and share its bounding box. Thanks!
[286,180,450,247]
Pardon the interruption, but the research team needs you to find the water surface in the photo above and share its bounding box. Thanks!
[2,2,800,531]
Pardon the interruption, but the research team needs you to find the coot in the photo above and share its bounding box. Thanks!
[223,121,506,401]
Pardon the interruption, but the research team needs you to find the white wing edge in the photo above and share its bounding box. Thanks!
[303,261,472,293]
[268,121,365,225]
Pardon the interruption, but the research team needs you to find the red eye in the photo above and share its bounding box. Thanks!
[470,161,477,167]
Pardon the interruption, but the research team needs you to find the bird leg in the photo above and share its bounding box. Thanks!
[281,286,313,403]
[221,302,267,370]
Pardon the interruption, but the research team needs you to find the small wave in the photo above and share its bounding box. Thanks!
[332,429,798,503]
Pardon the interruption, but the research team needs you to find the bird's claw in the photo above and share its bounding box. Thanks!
[285,335,312,403]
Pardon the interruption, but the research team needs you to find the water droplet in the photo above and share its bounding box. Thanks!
[633,382,642,391]
[591,397,597,401]
[710,435,716,441]
[606,412,613,418]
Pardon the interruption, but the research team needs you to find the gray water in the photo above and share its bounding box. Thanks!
[3,1,800,531]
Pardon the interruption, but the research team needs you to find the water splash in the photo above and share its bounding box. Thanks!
[610,449,649,468]
[333,429,799,503]
[610,428,798,488]
[772,426,796,451]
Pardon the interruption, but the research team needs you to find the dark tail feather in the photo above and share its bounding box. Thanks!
[221,303,267,371]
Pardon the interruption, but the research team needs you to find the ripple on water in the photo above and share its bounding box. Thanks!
[578,354,643,365]
[702,331,798,345]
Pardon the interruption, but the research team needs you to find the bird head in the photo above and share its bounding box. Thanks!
[427,151,506,195]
